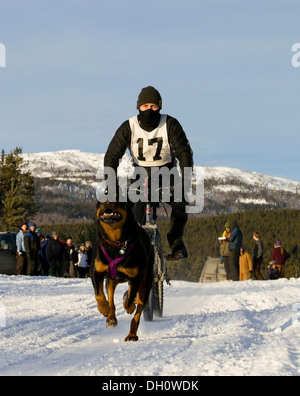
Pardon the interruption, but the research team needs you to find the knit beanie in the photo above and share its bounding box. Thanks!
[137,86,162,109]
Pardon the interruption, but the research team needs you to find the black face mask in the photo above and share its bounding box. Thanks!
[138,109,161,131]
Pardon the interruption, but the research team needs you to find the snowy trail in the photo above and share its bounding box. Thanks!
[1,275,300,376]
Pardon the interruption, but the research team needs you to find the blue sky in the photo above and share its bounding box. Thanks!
[0,0,300,181]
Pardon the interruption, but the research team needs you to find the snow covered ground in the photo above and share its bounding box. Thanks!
[1,275,300,376]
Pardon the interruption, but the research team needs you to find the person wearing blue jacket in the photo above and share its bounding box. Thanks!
[227,221,243,281]
[24,222,41,276]
[15,221,28,275]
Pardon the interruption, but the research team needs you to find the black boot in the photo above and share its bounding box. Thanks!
[167,234,188,260]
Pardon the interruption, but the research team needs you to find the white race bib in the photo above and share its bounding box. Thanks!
[129,114,172,166]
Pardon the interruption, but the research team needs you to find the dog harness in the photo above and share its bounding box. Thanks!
[100,244,135,279]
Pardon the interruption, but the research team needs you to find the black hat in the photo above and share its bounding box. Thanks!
[137,86,162,109]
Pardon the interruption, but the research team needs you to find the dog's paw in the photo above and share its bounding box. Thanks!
[125,334,139,342]
[123,300,136,314]
[106,317,118,328]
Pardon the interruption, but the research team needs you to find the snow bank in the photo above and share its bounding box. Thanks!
[1,275,300,376]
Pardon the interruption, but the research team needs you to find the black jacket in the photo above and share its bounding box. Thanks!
[253,239,264,260]
[228,227,243,251]
[104,115,193,174]
[64,243,79,263]
[46,238,65,261]
[24,231,41,256]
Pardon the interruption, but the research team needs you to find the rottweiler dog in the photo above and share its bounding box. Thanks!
[91,198,154,341]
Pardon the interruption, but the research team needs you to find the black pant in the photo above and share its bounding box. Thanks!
[228,248,240,281]
[26,253,39,276]
[49,257,63,277]
[223,256,231,281]
[253,257,264,280]
[16,252,27,275]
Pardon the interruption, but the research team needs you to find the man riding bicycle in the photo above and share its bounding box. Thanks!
[104,86,193,260]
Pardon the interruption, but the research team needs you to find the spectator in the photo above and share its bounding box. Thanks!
[266,260,280,280]
[64,236,78,278]
[76,243,89,278]
[36,228,42,239]
[24,222,41,276]
[228,221,243,281]
[41,234,51,276]
[270,240,290,278]
[85,241,93,277]
[239,246,253,281]
[46,232,65,277]
[15,221,28,275]
[252,232,264,280]
[219,221,231,280]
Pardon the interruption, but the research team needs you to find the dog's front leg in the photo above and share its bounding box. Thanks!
[123,282,137,314]
[125,276,148,342]
[93,272,110,317]
[106,278,118,328]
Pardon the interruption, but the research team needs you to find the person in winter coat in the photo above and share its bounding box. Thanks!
[85,241,93,277]
[75,244,89,278]
[104,86,193,260]
[252,232,264,280]
[227,221,243,281]
[266,260,280,280]
[270,240,290,278]
[15,221,28,275]
[46,232,65,277]
[24,222,41,276]
[239,246,253,281]
[64,236,78,278]
[219,221,231,280]
[40,234,51,276]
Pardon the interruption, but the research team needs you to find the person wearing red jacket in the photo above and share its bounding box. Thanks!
[270,240,290,278]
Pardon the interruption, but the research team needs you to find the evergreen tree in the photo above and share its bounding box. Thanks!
[2,181,27,230]
[0,147,36,230]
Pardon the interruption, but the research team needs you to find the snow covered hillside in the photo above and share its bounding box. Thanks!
[22,150,300,193]
[21,150,300,215]
[1,275,300,376]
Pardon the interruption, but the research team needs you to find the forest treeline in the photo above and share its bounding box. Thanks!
[40,208,300,282]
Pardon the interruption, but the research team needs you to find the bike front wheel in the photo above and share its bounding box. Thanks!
[153,245,164,317]
[143,243,164,322]
[143,284,154,322]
